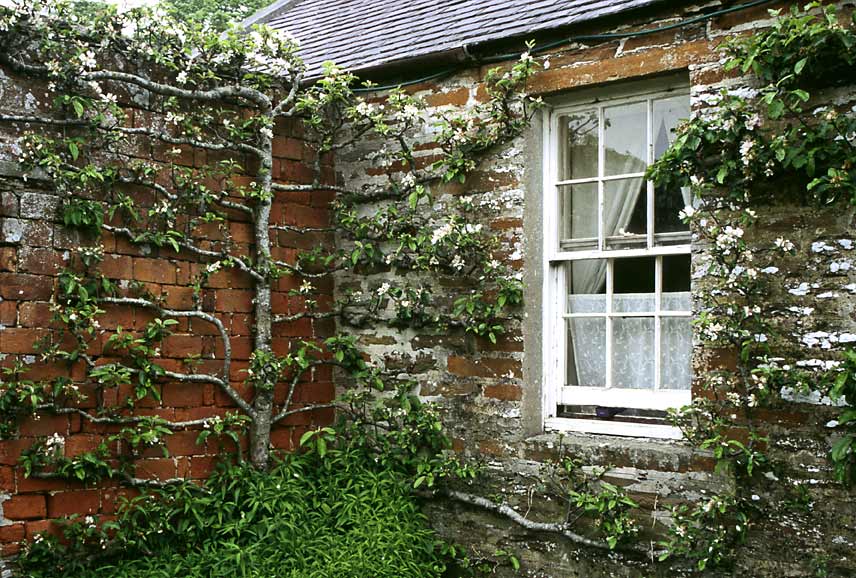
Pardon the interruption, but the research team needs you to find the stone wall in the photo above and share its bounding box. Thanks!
[0,1,854,574]
[337,1,856,575]
[0,66,335,554]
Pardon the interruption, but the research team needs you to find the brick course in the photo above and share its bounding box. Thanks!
[0,63,335,548]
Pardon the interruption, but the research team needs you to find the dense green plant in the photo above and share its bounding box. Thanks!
[18,445,454,578]
[162,0,273,31]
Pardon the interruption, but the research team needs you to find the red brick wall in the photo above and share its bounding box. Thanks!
[0,72,335,554]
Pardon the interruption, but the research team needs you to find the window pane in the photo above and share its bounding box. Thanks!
[653,96,690,160]
[653,95,691,235]
[612,317,654,389]
[559,183,597,248]
[559,110,598,181]
[662,255,691,311]
[604,101,647,176]
[661,317,692,390]
[614,257,655,313]
[567,259,606,312]
[603,178,646,248]
[567,317,606,387]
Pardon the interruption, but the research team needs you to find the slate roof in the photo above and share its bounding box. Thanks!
[246,0,665,76]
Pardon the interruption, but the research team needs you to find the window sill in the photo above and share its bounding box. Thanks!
[544,416,683,440]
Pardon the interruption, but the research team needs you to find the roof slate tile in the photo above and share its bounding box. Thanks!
[253,0,664,76]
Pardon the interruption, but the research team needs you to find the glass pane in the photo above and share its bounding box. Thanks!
[567,259,606,313]
[559,110,598,181]
[653,96,690,160]
[612,317,654,389]
[559,183,597,247]
[603,178,646,248]
[567,317,606,387]
[614,257,655,313]
[653,95,691,235]
[661,317,692,390]
[604,101,647,176]
[662,255,691,311]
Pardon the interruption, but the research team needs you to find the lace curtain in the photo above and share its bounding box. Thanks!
[568,293,691,390]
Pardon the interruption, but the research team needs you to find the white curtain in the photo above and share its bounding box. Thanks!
[567,293,692,391]
[570,152,646,295]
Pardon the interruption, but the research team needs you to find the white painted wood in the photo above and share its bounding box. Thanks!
[542,81,692,436]
[544,417,684,440]
[558,385,690,409]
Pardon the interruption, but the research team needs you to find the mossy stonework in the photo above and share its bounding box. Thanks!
[0,0,854,576]
[335,1,856,576]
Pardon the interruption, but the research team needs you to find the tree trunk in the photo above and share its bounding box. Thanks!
[250,127,275,470]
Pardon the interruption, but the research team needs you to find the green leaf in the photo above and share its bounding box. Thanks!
[831,436,853,462]
[298,430,315,447]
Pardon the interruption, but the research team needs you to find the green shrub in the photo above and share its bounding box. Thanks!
[19,445,453,578]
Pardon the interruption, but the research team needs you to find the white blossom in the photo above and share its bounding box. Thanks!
[774,237,795,252]
[431,223,453,244]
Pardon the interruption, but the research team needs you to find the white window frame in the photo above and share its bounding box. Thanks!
[540,77,692,439]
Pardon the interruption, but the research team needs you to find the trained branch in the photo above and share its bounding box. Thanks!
[441,489,611,550]
[117,126,266,159]
[83,70,271,110]
[99,296,253,416]
[272,310,341,324]
[102,225,265,282]
[0,113,89,126]
[273,402,338,425]
[50,407,212,429]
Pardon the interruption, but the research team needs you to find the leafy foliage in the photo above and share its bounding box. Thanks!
[162,0,273,31]
[645,2,856,570]
[829,351,856,484]
[18,446,455,578]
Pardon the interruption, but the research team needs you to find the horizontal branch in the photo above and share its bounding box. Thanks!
[83,70,271,110]
[272,259,345,279]
[272,310,340,324]
[441,489,610,550]
[270,182,351,195]
[102,224,264,282]
[99,296,252,416]
[118,126,266,159]
[120,472,210,490]
[0,113,89,127]
[273,402,338,425]
[50,407,211,429]
[271,224,335,234]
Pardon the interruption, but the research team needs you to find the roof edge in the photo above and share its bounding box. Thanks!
[241,0,295,29]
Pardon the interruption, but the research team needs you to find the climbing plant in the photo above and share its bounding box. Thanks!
[647,2,856,570]
[0,0,534,478]
[1,0,855,574]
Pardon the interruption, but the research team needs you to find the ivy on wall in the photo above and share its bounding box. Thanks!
[0,0,537,573]
[0,0,854,575]
[647,2,856,571]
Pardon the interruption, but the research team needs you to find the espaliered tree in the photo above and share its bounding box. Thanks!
[646,3,856,570]
[0,0,535,477]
